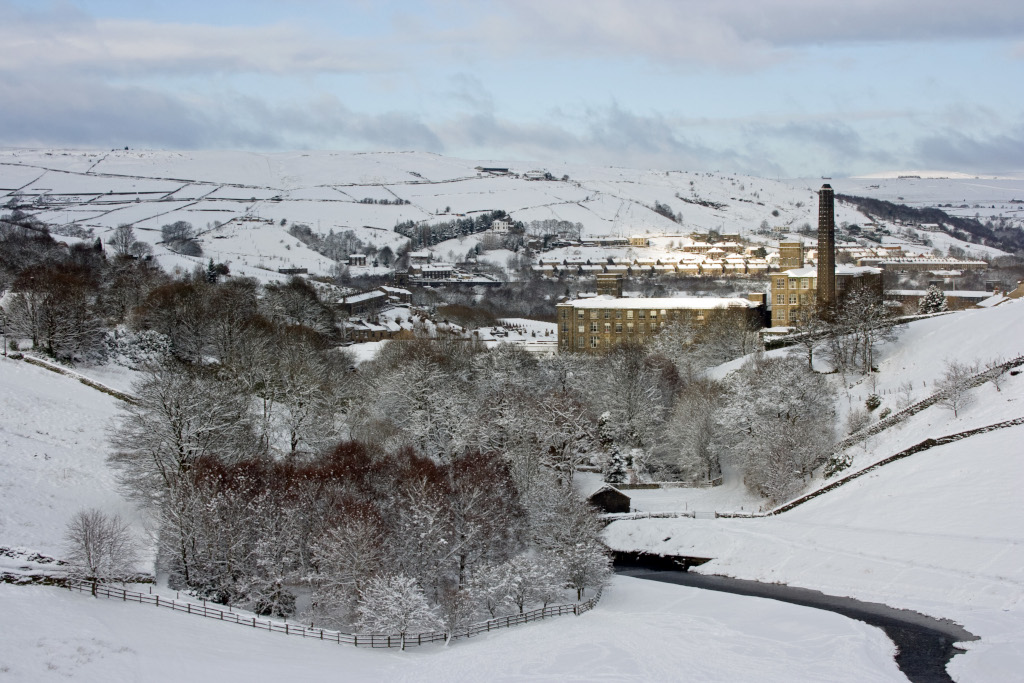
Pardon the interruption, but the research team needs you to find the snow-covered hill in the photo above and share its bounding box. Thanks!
[0,355,906,681]
[605,298,1024,680]
[2,149,1014,283]
[0,357,140,560]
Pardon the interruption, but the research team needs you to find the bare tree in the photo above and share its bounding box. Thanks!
[985,356,1007,393]
[106,224,138,257]
[107,363,263,504]
[936,360,978,418]
[63,509,139,595]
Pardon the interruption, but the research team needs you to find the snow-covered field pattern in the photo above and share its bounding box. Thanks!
[2,149,1016,285]
[606,298,1024,682]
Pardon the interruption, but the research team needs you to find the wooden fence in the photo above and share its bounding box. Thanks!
[62,580,602,649]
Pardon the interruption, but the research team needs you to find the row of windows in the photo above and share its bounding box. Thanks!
[774,308,801,321]
[775,294,813,305]
[564,308,671,321]
[774,278,813,290]
[573,322,661,334]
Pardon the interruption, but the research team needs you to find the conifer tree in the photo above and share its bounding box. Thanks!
[918,285,948,314]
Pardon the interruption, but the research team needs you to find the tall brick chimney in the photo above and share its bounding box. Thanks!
[817,184,836,312]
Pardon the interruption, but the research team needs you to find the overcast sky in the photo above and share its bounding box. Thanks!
[2,0,1022,177]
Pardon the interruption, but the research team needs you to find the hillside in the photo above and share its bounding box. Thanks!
[0,357,139,560]
[605,299,1024,681]
[2,149,1014,284]
[0,356,906,681]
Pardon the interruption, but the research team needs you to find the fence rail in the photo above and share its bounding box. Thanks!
[62,580,602,649]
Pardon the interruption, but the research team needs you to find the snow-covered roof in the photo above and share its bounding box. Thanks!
[977,294,1008,308]
[558,295,760,310]
[340,290,387,304]
[781,265,881,277]
[379,286,411,295]
[880,257,987,266]
[887,289,989,298]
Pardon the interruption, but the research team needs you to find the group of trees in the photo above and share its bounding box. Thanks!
[1,214,169,362]
[287,224,391,265]
[161,221,203,256]
[789,286,900,377]
[107,340,611,634]
[395,210,521,250]
[524,219,582,244]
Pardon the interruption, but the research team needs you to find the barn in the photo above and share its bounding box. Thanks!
[587,485,631,514]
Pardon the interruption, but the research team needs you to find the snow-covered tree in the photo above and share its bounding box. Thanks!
[63,509,138,596]
[532,487,611,600]
[504,553,564,612]
[653,380,722,483]
[936,359,977,417]
[355,574,441,649]
[918,285,948,314]
[713,356,836,503]
[108,363,263,504]
[603,447,628,484]
[309,514,387,620]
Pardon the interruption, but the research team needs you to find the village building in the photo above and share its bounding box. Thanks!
[587,485,631,514]
[337,289,388,317]
[872,256,988,272]
[408,251,433,265]
[379,285,413,305]
[769,186,883,327]
[556,292,764,353]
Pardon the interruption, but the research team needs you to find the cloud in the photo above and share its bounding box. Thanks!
[915,128,1024,173]
[0,73,442,152]
[437,104,770,174]
[0,7,385,75]
[426,0,1024,69]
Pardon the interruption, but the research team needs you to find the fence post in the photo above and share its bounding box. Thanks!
[155,595,159,607]
[253,617,256,628]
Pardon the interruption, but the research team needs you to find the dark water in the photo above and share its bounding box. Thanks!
[616,562,977,683]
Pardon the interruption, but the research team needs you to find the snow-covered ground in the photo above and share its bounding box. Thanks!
[0,357,140,560]
[4,149,1016,284]
[0,576,903,682]
[605,299,1024,681]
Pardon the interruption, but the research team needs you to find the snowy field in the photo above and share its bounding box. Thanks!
[0,357,140,559]
[0,577,903,683]
[3,149,1017,284]
[605,300,1024,681]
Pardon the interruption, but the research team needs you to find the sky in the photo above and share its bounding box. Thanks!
[1,0,1022,178]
